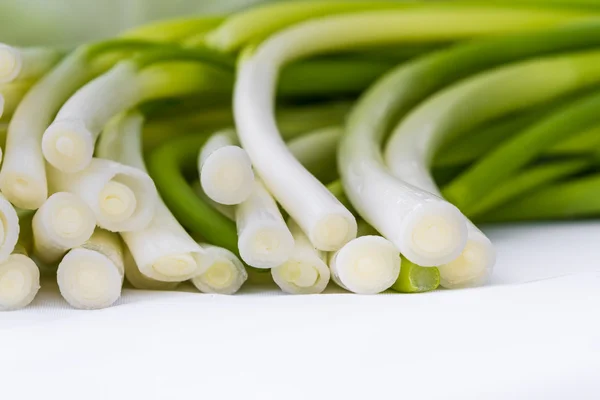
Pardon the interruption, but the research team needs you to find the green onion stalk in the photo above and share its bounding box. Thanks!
[442,89,600,214]
[97,112,213,282]
[384,48,600,287]
[233,6,586,256]
[0,40,191,209]
[333,20,600,287]
[478,172,600,222]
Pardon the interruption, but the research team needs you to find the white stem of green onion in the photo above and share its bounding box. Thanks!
[271,219,330,294]
[198,128,254,205]
[0,252,40,311]
[42,61,142,173]
[236,178,294,269]
[123,247,179,291]
[328,235,400,294]
[47,158,157,232]
[32,192,96,265]
[0,50,93,209]
[235,58,356,251]
[233,7,581,252]
[436,226,495,289]
[98,111,211,282]
[191,244,248,295]
[57,229,124,309]
[0,44,61,84]
[44,59,233,174]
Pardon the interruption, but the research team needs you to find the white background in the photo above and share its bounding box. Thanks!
[1,221,599,400]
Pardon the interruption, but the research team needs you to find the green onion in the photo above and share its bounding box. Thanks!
[191,244,247,295]
[391,257,440,294]
[32,192,96,265]
[98,112,212,282]
[465,158,591,218]
[478,173,600,222]
[205,0,416,52]
[148,134,238,253]
[443,89,600,214]
[0,44,62,84]
[236,6,589,257]
[198,128,254,206]
[57,229,125,309]
[271,219,330,294]
[235,178,294,269]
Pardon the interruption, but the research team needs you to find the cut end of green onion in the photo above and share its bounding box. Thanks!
[391,257,440,293]
[271,255,330,294]
[151,252,198,280]
[238,222,295,269]
[37,192,96,249]
[123,248,180,291]
[0,254,40,311]
[57,248,123,310]
[201,146,255,205]
[42,120,94,173]
[99,180,137,222]
[399,201,468,267]
[438,231,495,289]
[0,44,21,84]
[329,235,400,295]
[311,212,357,252]
[191,246,247,295]
[0,172,47,210]
[89,164,157,233]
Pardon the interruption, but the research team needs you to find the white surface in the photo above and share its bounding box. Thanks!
[1,221,600,399]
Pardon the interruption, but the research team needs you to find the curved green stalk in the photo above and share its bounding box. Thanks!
[205,0,419,52]
[148,134,238,253]
[443,89,600,213]
[278,58,393,97]
[236,6,584,256]
[121,16,225,43]
[433,95,575,168]
[341,20,600,267]
[478,173,600,222]
[391,258,440,293]
[547,125,600,156]
[465,158,591,218]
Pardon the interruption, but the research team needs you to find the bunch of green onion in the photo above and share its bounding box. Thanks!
[1,0,600,309]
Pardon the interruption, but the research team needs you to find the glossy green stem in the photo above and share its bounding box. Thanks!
[391,258,440,293]
[443,89,600,213]
[205,0,418,52]
[478,173,600,222]
[465,158,592,218]
[147,134,238,253]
